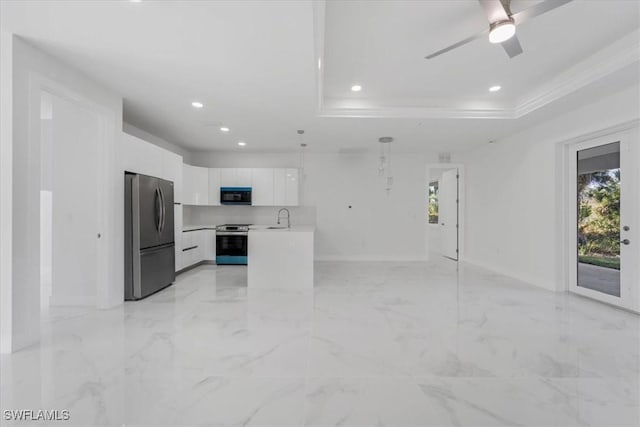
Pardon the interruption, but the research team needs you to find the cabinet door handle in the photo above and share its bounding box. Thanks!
[621,239,630,245]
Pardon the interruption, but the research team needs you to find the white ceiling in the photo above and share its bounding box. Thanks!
[324,0,638,103]
[1,0,639,153]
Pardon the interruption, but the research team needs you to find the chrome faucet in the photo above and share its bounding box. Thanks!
[277,208,291,228]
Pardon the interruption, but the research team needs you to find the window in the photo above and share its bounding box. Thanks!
[428,181,439,224]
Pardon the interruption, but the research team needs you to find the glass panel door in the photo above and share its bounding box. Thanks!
[569,128,639,313]
[577,142,621,297]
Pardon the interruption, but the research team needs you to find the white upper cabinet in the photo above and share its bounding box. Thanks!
[236,168,252,187]
[273,168,286,206]
[120,132,164,178]
[208,168,221,206]
[251,168,275,206]
[120,132,183,202]
[162,150,183,203]
[219,168,252,188]
[219,168,235,188]
[274,168,299,206]
[183,164,209,205]
[284,168,299,206]
[182,166,299,207]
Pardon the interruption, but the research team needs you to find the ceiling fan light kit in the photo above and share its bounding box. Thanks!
[425,0,574,60]
[488,19,516,44]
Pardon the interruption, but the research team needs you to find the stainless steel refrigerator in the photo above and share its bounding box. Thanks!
[124,172,175,300]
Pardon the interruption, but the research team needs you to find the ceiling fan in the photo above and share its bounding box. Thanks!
[425,0,574,60]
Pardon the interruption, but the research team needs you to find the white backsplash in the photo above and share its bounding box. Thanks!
[183,205,317,227]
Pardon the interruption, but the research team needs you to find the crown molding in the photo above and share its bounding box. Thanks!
[318,106,515,119]
[515,31,640,118]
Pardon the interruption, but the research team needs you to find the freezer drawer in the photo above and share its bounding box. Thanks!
[127,243,175,300]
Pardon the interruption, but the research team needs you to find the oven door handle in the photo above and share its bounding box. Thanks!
[216,232,248,236]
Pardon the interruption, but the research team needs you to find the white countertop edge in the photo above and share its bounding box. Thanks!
[182,225,217,232]
[249,225,315,233]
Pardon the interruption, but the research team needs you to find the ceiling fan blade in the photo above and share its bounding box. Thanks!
[512,0,574,25]
[501,34,523,58]
[425,29,489,59]
[477,0,510,23]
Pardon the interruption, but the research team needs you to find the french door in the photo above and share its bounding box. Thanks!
[567,127,639,312]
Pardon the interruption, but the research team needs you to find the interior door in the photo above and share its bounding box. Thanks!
[439,169,459,260]
[50,93,100,305]
[569,128,639,312]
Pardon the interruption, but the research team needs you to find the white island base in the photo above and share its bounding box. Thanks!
[248,226,314,289]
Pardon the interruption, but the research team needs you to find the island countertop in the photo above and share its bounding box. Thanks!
[247,225,314,289]
[249,225,315,233]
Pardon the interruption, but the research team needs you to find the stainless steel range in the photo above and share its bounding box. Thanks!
[216,224,251,265]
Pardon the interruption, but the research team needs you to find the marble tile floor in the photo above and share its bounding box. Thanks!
[1,259,638,426]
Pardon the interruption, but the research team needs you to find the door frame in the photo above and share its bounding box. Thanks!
[561,120,639,312]
[425,163,465,262]
[29,74,114,309]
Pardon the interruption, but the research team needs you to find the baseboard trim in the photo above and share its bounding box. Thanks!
[49,295,96,307]
[314,256,428,262]
[176,260,216,275]
[463,257,559,292]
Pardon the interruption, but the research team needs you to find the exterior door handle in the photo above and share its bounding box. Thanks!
[621,239,630,245]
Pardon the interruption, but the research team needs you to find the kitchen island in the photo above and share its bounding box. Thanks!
[247,226,314,289]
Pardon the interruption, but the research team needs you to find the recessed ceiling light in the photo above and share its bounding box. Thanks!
[191,101,204,108]
[130,0,142,3]
[489,19,516,44]
[237,141,246,146]
[489,85,502,92]
[351,84,362,92]
[220,126,230,132]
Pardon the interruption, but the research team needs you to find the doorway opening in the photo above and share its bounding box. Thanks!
[426,165,463,261]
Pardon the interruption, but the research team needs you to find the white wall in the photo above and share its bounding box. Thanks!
[1,30,14,354]
[184,205,317,227]
[459,86,640,291]
[188,151,435,261]
[123,122,190,159]
[1,35,123,353]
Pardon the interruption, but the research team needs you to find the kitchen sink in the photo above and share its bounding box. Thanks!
[266,226,288,229]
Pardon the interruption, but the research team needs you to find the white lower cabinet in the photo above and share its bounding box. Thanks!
[203,230,216,261]
[174,206,183,272]
[180,228,216,270]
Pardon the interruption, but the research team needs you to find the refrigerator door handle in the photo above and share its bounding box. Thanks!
[154,188,161,233]
[159,186,165,233]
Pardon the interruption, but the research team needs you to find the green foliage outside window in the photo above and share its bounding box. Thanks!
[578,169,620,269]
[428,181,438,224]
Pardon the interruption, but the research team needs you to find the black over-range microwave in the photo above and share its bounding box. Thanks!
[220,187,252,205]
